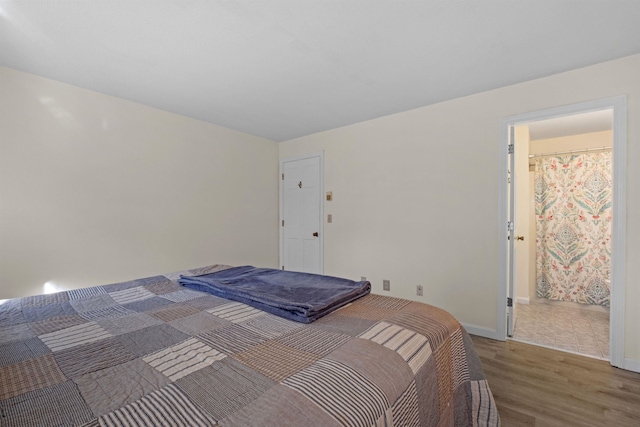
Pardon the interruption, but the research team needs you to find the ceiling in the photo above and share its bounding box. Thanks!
[1,1,640,142]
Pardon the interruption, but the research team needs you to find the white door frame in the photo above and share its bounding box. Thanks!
[279,151,324,273]
[507,125,516,338]
[498,96,627,368]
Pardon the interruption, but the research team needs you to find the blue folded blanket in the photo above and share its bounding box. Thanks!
[179,266,371,323]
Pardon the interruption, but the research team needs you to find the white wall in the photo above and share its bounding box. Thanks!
[279,54,640,363]
[0,67,279,299]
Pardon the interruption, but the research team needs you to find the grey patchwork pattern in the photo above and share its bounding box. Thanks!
[102,276,167,292]
[54,337,136,378]
[100,383,218,427]
[78,304,136,320]
[116,323,189,357]
[69,294,117,312]
[28,314,87,335]
[169,312,230,336]
[22,301,77,323]
[0,337,50,368]
[0,323,35,345]
[74,358,170,417]
[312,313,378,336]
[161,289,206,303]
[183,294,230,311]
[275,327,351,356]
[0,380,94,427]
[21,292,69,308]
[97,312,163,335]
[240,314,303,339]
[198,324,267,355]
[67,286,107,300]
[0,299,25,327]
[144,279,181,295]
[121,295,174,312]
[176,358,274,420]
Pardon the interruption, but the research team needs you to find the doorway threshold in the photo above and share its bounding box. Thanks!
[508,336,609,362]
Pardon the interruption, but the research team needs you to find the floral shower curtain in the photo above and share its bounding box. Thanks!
[534,151,612,306]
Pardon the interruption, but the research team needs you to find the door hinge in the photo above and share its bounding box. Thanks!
[507,221,514,231]
[281,220,284,227]
[507,144,514,154]
[507,297,513,307]
[282,173,284,180]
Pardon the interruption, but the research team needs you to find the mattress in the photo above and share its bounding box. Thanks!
[0,264,499,426]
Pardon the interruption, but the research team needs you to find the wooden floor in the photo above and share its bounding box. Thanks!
[471,335,640,427]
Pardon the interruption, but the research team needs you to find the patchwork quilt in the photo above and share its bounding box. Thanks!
[0,264,499,426]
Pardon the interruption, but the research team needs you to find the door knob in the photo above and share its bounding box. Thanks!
[313,232,319,237]
[516,236,524,241]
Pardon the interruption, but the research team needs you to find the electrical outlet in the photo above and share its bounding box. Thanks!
[383,280,390,291]
[416,285,423,296]
[361,276,366,281]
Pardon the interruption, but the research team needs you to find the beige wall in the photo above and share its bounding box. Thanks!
[1,54,638,364]
[279,54,640,362]
[528,172,536,299]
[514,126,530,302]
[0,67,279,299]
[530,130,613,158]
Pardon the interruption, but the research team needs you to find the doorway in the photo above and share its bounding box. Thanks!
[498,97,627,368]
[512,111,613,360]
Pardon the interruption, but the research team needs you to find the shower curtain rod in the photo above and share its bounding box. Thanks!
[528,146,612,159]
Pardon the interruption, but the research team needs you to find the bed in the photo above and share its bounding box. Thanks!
[0,264,499,426]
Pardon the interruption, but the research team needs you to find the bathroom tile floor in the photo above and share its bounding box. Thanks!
[512,300,609,359]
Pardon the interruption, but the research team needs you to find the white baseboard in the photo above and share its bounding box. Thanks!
[460,323,502,341]
[516,297,530,305]
[624,358,640,373]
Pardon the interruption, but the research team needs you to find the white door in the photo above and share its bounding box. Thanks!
[281,154,323,274]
